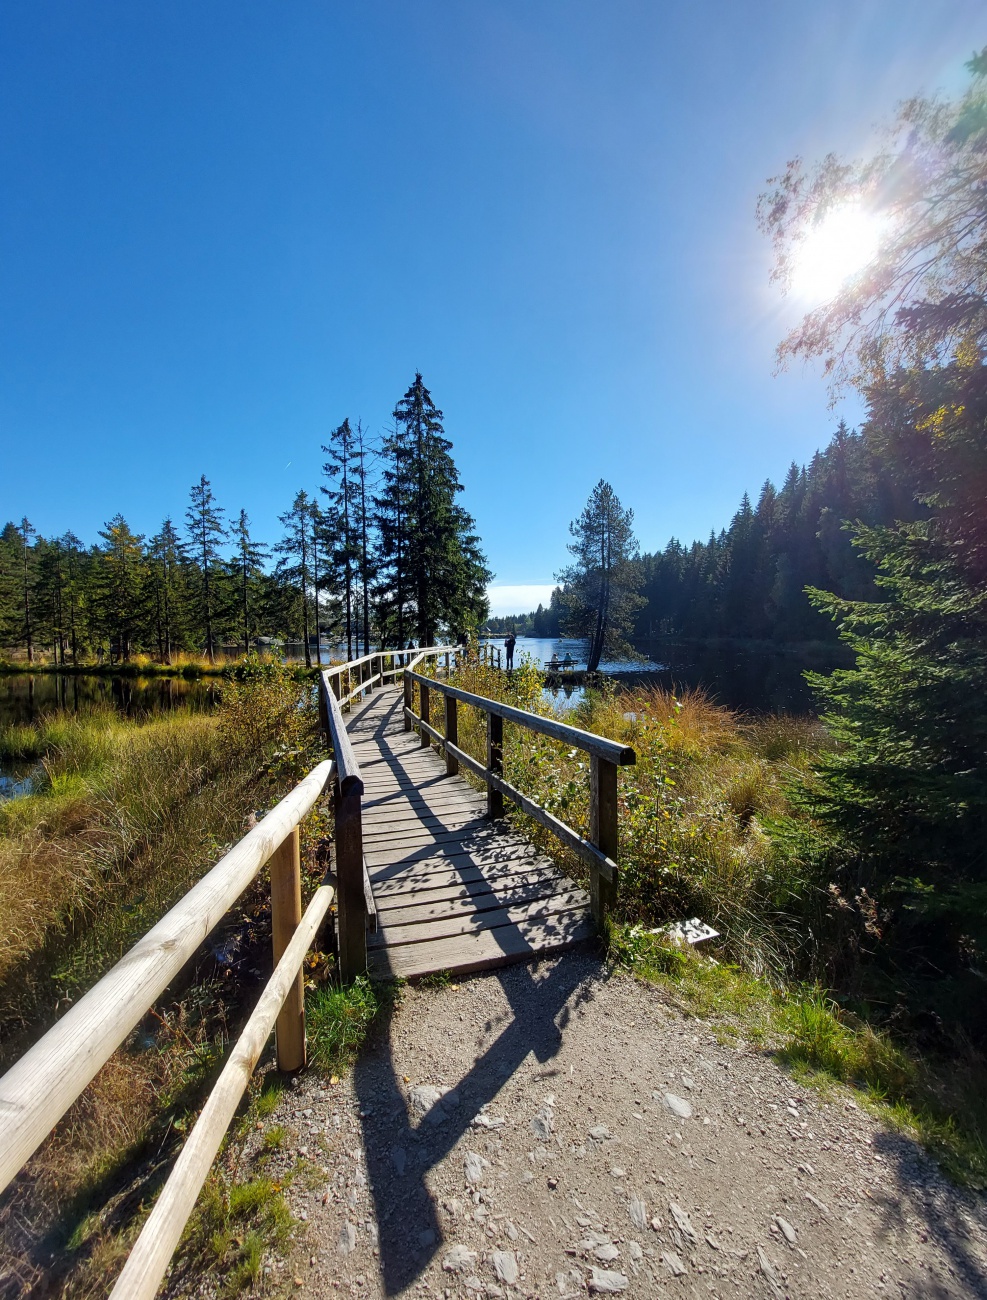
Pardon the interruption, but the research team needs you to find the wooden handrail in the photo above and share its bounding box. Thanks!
[406,670,635,765]
[108,884,337,1300]
[0,759,334,1196]
[404,670,635,926]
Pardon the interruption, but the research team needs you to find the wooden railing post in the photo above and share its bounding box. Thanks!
[420,680,431,748]
[403,671,413,731]
[445,694,459,776]
[270,827,306,1071]
[589,755,618,927]
[331,672,341,701]
[335,777,366,980]
[487,711,504,819]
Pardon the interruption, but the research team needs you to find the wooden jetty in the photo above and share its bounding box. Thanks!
[0,645,635,1299]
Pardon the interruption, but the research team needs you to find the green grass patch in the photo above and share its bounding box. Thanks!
[609,922,987,1188]
[306,975,389,1073]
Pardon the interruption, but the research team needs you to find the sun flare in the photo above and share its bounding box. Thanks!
[791,204,883,302]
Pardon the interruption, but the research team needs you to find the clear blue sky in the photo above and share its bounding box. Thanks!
[2,3,983,615]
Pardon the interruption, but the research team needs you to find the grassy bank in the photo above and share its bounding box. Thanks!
[0,663,328,1297]
[422,655,987,1184]
[0,651,325,681]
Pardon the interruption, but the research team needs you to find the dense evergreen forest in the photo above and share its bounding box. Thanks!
[489,419,919,644]
[0,374,490,667]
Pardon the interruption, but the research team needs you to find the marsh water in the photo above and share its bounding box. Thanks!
[0,638,846,798]
[483,636,848,714]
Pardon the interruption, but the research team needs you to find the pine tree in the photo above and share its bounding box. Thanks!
[16,518,37,663]
[558,481,643,672]
[373,421,414,646]
[277,490,316,668]
[185,475,227,662]
[93,515,147,662]
[148,518,186,663]
[229,510,268,656]
[322,419,358,658]
[389,373,490,644]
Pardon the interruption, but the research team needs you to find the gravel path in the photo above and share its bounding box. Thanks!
[250,955,986,1299]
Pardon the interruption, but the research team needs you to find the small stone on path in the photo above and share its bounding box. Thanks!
[628,1196,647,1231]
[588,1267,629,1293]
[588,1124,611,1142]
[491,1250,519,1284]
[661,1251,687,1277]
[443,1244,478,1273]
[776,1215,798,1246]
[669,1202,698,1244]
[464,1151,490,1184]
[336,1222,357,1255]
[660,1092,693,1119]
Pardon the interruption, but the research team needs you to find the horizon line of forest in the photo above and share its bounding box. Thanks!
[2,409,907,670]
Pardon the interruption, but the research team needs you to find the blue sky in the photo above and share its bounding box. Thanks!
[1,3,983,616]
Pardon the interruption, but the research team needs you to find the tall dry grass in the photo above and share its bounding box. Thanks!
[422,660,827,977]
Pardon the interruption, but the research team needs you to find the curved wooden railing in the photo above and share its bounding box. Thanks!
[0,647,465,1300]
[403,670,635,925]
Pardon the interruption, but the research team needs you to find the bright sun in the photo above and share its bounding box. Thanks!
[791,204,883,302]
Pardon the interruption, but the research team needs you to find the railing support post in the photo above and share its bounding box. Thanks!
[403,671,413,731]
[420,681,431,748]
[335,779,366,981]
[589,755,618,927]
[445,694,459,776]
[270,826,306,1071]
[487,711,504,819]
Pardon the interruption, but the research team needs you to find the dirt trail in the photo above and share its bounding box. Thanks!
[252,956,986,1299]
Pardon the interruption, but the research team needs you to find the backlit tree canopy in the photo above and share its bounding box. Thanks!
[759,47,987,388]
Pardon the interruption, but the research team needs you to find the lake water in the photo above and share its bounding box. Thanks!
[482,636,848,714]
[0,673,222,726]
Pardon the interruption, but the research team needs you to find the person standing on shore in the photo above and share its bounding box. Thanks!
[504,633,516,670]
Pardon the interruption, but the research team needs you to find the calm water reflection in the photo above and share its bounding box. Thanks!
[0,673,222,727]
[482,636,848,714]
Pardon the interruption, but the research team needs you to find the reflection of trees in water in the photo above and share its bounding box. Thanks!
[0,675,222,725]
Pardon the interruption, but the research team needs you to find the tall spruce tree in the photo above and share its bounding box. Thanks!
[761,46,987,977]
[558,481,643,672]
[229,509,269,656]
[277,490,316,667]
[389,374,490,644]
[185,475,227,661]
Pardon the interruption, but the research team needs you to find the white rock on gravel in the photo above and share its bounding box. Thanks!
[593,1243,620,1263]
[628,1196,647,1231]
[661,1251,687,1277]
[588,1267,629,1293]
[336,1221,357,1255]
[660,1092,693,1119]
[531,1103,554,1141]
[588,1124,611,1142]
[464,1151,491,1184]
[669,1202,698,1244]
[491,1250,519,1284]
[443,1244,478,1272]
[776,1215,798,1245]
[758,1245,784,1299]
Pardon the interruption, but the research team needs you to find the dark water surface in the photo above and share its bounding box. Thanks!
[483,636,850,714]
[0,673,222,727]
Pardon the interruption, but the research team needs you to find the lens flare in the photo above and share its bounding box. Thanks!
[791,204,882,302]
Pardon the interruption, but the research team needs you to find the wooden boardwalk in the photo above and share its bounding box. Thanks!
[347,687,594,979]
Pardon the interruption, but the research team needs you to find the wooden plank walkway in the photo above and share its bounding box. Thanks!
[346,687,594,979]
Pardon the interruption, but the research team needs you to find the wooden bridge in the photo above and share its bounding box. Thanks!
[0,645,634,1299]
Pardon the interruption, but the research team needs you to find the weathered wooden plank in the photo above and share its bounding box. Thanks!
[371,861,565,904]
[376,882,587,929]
[368,910,595,980]
[370,895,590,950]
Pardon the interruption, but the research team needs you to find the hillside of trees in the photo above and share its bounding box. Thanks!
[493,419,920,647]
[0,374,489,667]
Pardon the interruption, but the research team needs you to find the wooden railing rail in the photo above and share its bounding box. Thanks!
[109,882,336,1300]
[0,759,334,1198]
[319,672,366,981]
[322,645,461,711]
[404,670,635,926]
